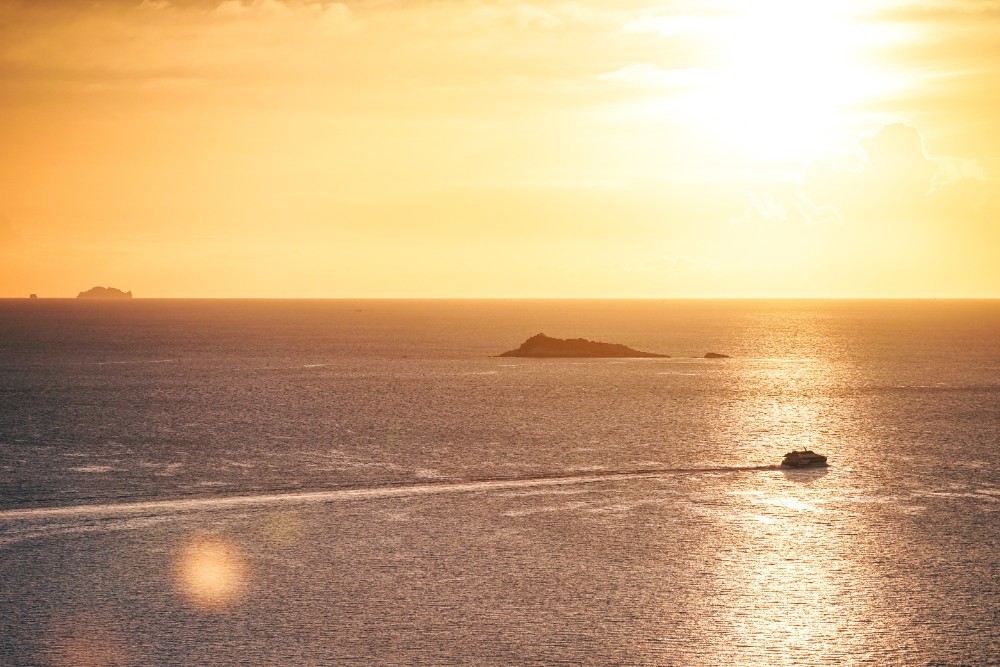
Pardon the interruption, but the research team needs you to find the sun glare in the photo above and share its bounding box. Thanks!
[689,1,888,163]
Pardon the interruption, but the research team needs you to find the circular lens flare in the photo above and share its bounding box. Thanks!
[174,536,247,610]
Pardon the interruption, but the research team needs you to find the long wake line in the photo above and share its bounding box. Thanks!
[0,465,779,521]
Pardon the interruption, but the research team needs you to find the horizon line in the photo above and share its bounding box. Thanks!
[5,296,1000,301]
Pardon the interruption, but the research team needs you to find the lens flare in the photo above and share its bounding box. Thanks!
[174,536,247,610]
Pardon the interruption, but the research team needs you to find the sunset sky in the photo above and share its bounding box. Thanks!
[1,0,998,297]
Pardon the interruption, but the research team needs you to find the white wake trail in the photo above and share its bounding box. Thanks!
[0,466,778,522]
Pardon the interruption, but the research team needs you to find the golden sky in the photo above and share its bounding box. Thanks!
[1,0,998,297]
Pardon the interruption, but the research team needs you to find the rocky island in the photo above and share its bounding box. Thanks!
[499,333,669,358]
[704,352,730,359]
[77,286,133,299]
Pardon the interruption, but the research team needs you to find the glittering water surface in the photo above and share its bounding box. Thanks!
[1,300,998,665]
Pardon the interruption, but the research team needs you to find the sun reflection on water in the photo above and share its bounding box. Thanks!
[700,477,882,665]
[695,331,891,664]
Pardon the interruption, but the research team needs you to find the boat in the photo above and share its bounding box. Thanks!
[781,449,828,468]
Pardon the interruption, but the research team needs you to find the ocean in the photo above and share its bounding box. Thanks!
[1,299,998,665]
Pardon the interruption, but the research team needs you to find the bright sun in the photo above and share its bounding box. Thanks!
[689,1,887,164]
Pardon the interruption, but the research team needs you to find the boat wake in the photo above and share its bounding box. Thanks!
[0,465,779,523]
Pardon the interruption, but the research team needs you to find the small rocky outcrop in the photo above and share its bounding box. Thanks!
[28,293,37,300]
[77,286,133,299]
[704,352,730,359]
[500,333,668,358]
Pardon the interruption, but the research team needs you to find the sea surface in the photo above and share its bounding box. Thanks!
[1,299,998,665]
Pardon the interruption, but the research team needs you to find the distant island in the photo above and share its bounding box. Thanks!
[499,333,669,358]
[704,352,730,359]
[77,286,133,299]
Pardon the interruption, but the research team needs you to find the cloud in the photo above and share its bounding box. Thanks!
[0,1,705,95]
[722,123,1000,294]
[801,124,996,231]
[733,188,840,226]
[870,0,1000,23]
[597,64,705,89]
[0,0,357,85]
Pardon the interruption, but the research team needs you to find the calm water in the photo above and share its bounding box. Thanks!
[1,299,998,665]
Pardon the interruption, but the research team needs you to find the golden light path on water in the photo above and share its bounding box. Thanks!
[701,479,879,664]
[685,339,890,664]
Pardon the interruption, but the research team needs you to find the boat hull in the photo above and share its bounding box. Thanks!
[780,451,829,468]
[780,458,828,468]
